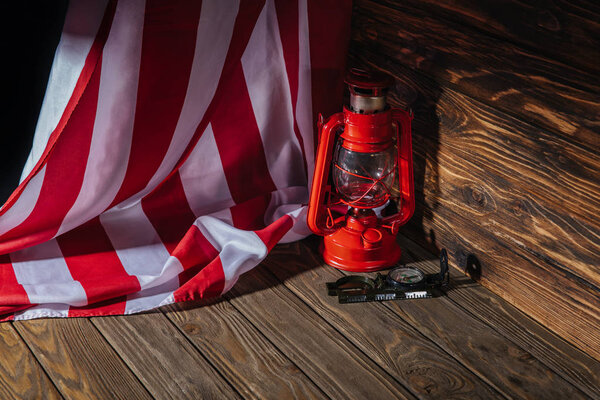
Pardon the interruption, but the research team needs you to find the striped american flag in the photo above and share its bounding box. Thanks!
[0,0,351,320]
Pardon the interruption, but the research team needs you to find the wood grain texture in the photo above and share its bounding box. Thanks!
[165,298,326,400]
[225,263,416,400]
[262,242,501,399]
[14,318,151,400]
[377,278,588,400]
[265,241,588,400]
[348,46,600,359]
[378,0,600,75]
[0,323,61,399]
[397,235,600,399]
[351,0,600,151]
[91,312,239,400]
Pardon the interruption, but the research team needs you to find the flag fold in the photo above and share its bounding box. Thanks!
[0,0,351,320]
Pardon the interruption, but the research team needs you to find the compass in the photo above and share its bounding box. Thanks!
[326,249,450,303]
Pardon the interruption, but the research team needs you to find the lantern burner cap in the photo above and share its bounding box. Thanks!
[345,68,394,96]
[345,68,394,114]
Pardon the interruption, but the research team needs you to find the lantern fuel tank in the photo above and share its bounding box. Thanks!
[307,68,415,272]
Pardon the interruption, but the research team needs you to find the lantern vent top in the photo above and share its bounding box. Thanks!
[345,68,394,114]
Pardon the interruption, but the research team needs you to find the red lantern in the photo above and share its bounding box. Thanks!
[307,69,415,272]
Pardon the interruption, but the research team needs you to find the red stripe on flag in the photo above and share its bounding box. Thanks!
[0,0,117,218]
[173,253,225,303]
[274,0,308,178]
[307,0,352,145]
[254,215,294,252]
[142,171,196,254]
[172,223,220,287]
[211,63,277,205]
[109,0,203,208]
[0,314,15,322]
[68,296,128,318]
[56,217,140,313]
[230,193,272,231]
[142,1,266,202]
[0,254,31,314]
[0,56,103,254]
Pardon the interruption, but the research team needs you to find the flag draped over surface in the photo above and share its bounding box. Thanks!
[0,0,351,320]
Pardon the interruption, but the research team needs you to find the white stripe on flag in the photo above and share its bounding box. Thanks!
[208,208,234,226]
[14,304,72,320]
[0,166,46,236]
[265,186,311,243]
[180,123,235,218]
[242,0,306,191]
[193,216,268,294]
[21,0,109,180]
[297,0,315,186]
[112,0,240,211]
[124,277,178,314]
[57,0,145,236]
[100,202,183,289]
[278,206,310,243]
[10,239,87,307]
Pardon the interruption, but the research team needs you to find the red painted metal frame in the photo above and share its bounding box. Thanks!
[307,106,415,272]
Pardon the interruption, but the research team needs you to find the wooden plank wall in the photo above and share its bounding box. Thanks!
[348,0,600,359]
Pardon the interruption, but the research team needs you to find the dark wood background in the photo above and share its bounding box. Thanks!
[348,0,599,360]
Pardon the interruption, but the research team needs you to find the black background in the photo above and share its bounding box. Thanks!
[0,1,68,204]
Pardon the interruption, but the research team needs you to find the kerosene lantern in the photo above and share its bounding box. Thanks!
[307,68,415,272]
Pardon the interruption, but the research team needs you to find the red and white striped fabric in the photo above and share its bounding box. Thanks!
[0,0,351,320]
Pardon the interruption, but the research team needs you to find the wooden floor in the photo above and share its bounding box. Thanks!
[1,235,598,399]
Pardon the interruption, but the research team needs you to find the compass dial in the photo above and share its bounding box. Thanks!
[388,267,425,285]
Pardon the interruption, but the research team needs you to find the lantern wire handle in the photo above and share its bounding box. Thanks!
[326,207,335,229]
[325,199,345,229]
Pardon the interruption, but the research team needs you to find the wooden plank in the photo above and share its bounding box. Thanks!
[347,50,600,360]
[0,323,61,399]
[377,0,600,75]
[408,68,600,286]
[91,312,239,400]
[404,202,600,361]
[264,241,588,399]
[14,318,152,400]
[261,242,502,399]
[397,234,600,399]
[225,262,416,400]
[377,274,589,399]
[165,298,327,400]
[350,0,600,151]
[400,77,600,284]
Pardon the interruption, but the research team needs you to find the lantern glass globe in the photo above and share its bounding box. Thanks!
[333,141,396,208]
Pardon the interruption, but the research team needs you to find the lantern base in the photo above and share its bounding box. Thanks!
[321,225,401,273]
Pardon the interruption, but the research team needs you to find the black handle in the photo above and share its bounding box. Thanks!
[439,248,449,283]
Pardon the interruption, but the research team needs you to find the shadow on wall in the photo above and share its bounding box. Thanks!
[0,1,68,205]
[343,12,494,282]
[346,49,443,257]
[345,51,485,283]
